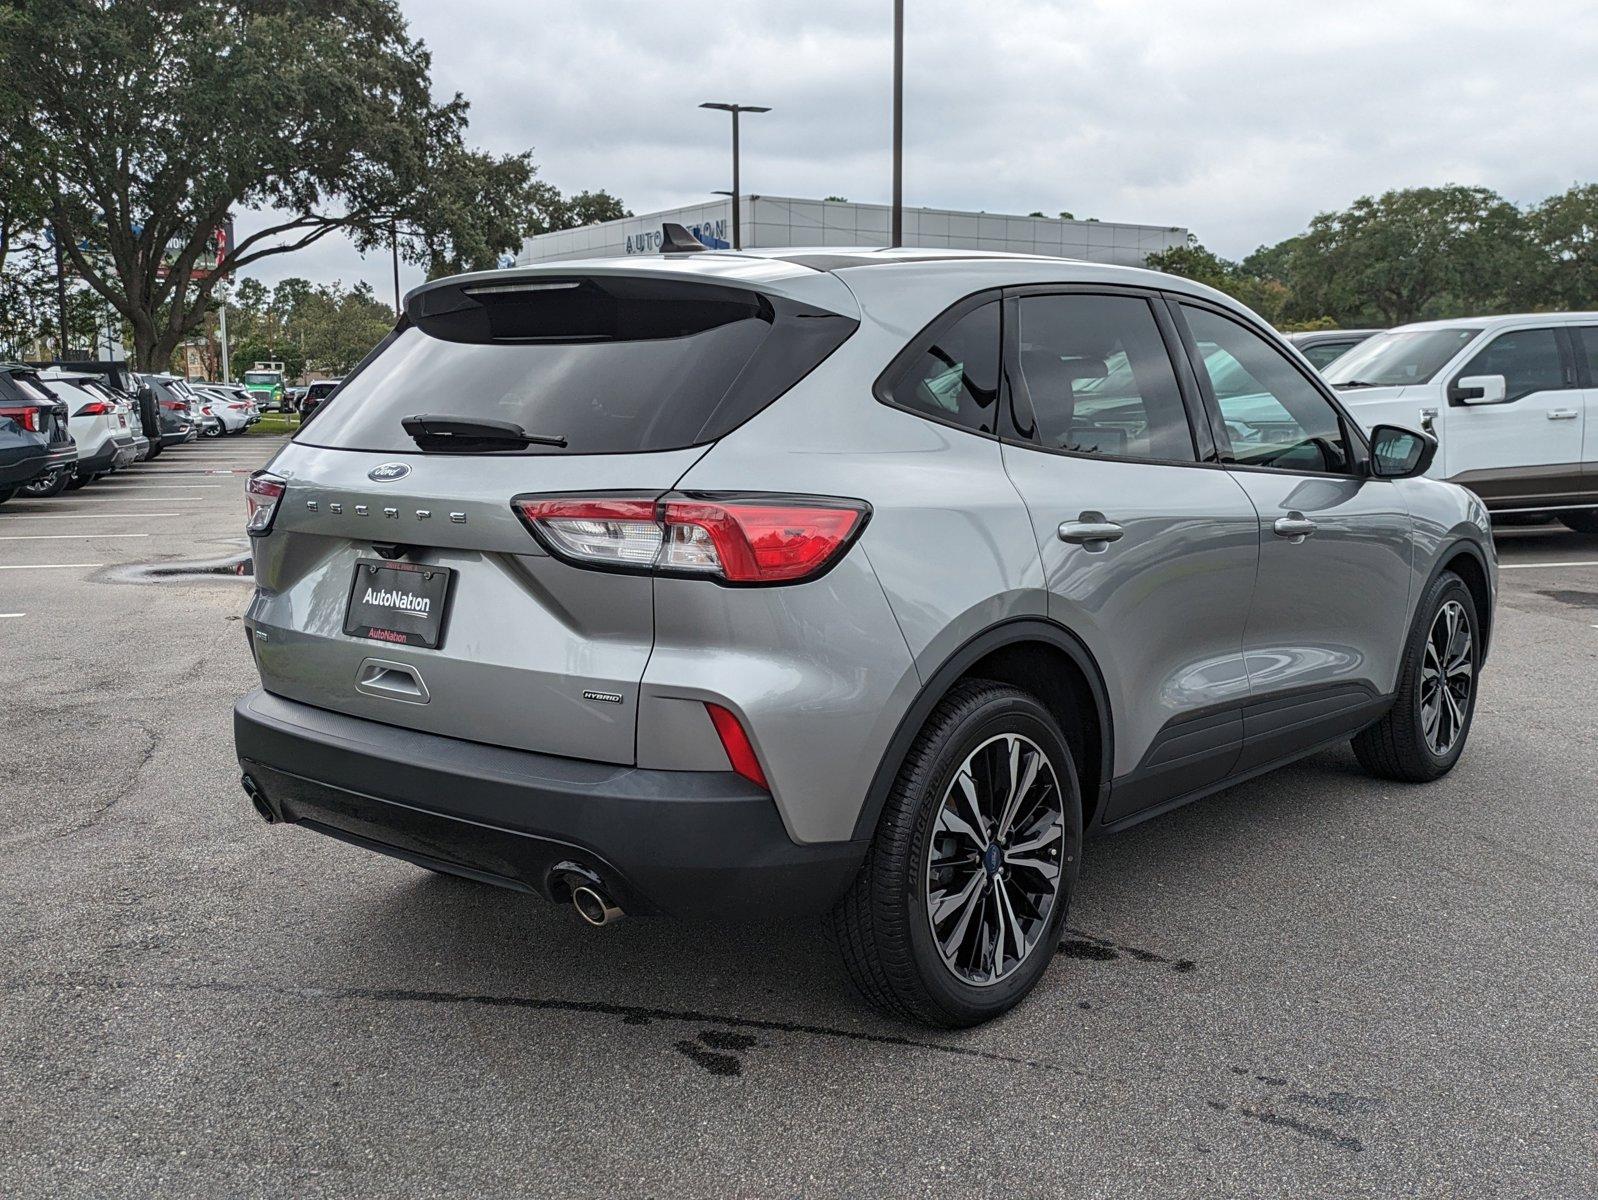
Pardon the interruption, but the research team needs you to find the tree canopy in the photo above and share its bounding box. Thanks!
[0,0,623,368]
[1148,183,1593,329]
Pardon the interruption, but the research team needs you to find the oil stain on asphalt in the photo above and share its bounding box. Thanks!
[1058,929,1197,972]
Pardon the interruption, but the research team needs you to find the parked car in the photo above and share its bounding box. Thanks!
[297,378,341,422]
[0,364,76,505]
[34,376,137,492]
[137,375,197,448]
[1285,328,1382,371]
[235,247,1497,1027]
[285,386,307,413]
[33,360,158,461]
[1326,313,1598,534]
[191,385,250,436]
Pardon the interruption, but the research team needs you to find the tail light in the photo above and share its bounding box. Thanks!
[201,405,214,415]
[245,471,286,536]
[514,493,869,585]
[0,405,42,432]
[74,401,113,416]
[704,703,768,788]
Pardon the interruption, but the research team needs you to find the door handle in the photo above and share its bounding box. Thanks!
[1272,513,1317,541]
[1057,515,1124,546]
[1547,409,1579,420]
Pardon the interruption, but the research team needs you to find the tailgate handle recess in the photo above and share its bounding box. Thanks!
[355,658,431,705]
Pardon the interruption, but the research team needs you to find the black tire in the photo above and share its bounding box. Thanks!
[19,468,70,498]
[1352,571,1480,782]
[1559,510,1598,537]
[830,680,1083,1028]
[0,487,15,507]
[64,474,90,492]
[203,423,223,438]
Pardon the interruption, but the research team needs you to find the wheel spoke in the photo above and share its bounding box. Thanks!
[954,770,988,842]
[1005,815,1062,857]
[936,804,986,847]
[936,874,986,959]
[996,745,1040,841]
[930,868,985,925]
[1003,854,1060,882]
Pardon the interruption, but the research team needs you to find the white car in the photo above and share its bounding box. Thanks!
[26,375,138,495]
[191,384,250,436]
[1326,313,1598,535]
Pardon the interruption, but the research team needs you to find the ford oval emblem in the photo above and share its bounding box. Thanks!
[368,462,411,482]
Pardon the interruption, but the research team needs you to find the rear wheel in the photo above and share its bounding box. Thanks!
[0,487,15,506]
[830,680,1082,1027]
[64,474,90,492]
[1353,572,1479,782]
[1559,510,1598,536]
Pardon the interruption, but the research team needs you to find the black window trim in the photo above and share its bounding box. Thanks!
[1167,295,1373,481]
[994,282,1220,471]
[1446,324,1579,406]
[871,288,1007,441]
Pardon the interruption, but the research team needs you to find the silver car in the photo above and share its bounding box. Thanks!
[234,245,1496,1026]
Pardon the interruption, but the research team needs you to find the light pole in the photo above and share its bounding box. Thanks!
[699,102,770,250]
[892,0,904,248]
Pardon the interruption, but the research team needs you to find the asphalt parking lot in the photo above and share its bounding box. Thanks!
[1,436,1594,1198]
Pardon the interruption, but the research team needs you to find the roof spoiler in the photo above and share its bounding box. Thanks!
[659,222,708,254]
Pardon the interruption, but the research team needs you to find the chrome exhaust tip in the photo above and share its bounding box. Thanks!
[570,884,624,927]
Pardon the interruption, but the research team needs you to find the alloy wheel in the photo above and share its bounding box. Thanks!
[1420,599,1473,756]
[924,733,1065,986]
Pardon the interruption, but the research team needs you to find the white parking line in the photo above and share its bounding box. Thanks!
[0,512,181,520]
[1499,560,1598,570]
[0,612,25,618]
[0,563,104,570]
[13,496,209,503]
[0,533,150,541]
[0,511,182,520]
[95,483,224,489]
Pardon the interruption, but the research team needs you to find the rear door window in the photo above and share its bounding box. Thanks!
[301,276,857,456]
[1010,293,1196,463]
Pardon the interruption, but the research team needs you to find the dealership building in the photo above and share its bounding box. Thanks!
[517,195,1189,267]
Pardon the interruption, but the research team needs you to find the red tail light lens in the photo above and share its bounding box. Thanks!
[74,401,113,416]
[514,494,868,585]
[245,472,286,536]
[0,405,42,432]
[705,702,768,788]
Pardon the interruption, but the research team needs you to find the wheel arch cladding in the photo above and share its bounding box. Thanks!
[1437,541,1493,662]
[851,619,1113,841]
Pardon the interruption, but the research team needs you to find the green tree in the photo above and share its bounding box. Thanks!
[1519,184,1598,310]
[551,190,630,231]
[1283,186,1530,326]
[1144,242,1290,324]
[3,0,594,370]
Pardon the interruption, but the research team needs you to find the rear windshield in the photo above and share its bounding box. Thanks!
[1324,328,1480,388]
[299,275,858,456]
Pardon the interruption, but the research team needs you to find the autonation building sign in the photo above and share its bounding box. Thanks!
[626,219,729,254]
[518,196,1188,267]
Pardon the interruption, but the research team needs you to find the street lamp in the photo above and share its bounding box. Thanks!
[892,0,904,247]
[699,102,770,250]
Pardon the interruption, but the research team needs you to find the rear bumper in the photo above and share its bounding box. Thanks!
[0,442,76,486]
[233,688,865,918]
[75,436,136,476]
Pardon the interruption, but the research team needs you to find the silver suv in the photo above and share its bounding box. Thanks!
[234,246,1496,1026]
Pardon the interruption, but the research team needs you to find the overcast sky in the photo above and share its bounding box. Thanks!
[238,0,1598,299]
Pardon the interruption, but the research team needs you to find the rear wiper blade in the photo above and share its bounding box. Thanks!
[401,414,567,451]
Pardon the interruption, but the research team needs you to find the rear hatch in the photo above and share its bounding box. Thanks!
[247,263,859,765]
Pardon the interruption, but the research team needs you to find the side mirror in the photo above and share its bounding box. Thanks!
[1369,424,1437,479]
[1449,374,1507,405]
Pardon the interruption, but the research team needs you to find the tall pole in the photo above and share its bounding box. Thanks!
[700,103,769,251]
[218,289,231,381]
[391,219,401,316]
[892,0,904,248]
[730,109,741,251]
[52,227,69,358]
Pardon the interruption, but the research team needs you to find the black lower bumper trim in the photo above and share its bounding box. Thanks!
[234,689,864,918]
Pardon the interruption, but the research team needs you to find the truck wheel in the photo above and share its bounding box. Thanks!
[830,680,1082,1027]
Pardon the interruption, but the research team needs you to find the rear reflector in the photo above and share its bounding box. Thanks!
[705,702,768,788]
[514,493,868,585]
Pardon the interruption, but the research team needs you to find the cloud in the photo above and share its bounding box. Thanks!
[236,0,1598,294]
